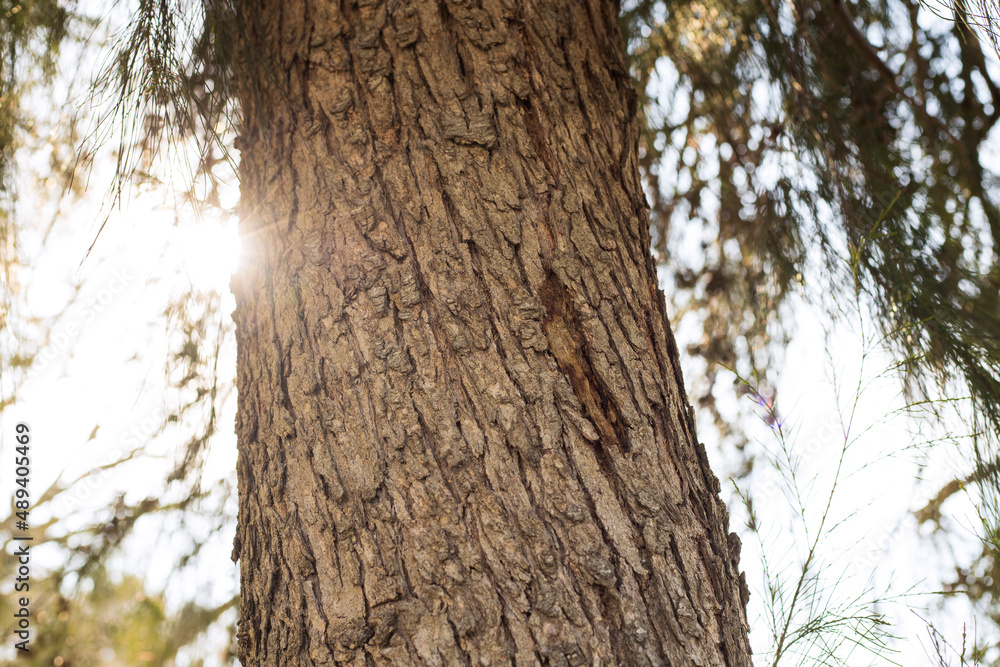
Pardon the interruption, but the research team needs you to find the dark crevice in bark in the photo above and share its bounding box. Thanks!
[517,97,559,180]
[539,270,630,453]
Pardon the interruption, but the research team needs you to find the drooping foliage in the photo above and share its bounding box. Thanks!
[619,0,1000,644]
[0,0,72,202]
[0,0,74,392]
[621,0,1000,457]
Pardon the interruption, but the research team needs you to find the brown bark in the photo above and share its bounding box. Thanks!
[230,0,752,665]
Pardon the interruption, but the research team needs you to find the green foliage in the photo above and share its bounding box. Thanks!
[0,0,75,390]
[0,431,237,663]
[731,361,899,666]
[0,558,236,666]
[621,0,1000,464]
[87,0,240,228]
[619,0,1000,656]
[0,0,72,188]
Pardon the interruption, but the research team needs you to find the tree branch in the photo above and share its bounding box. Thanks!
[828,0,963,144]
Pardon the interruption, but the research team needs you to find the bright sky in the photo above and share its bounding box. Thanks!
[1,147,242,664]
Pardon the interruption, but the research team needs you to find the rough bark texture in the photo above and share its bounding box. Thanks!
[230,0,752,665]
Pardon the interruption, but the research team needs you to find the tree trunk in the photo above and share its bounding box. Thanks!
[230,0,752,665]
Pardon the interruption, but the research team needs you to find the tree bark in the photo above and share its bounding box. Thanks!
[230,0,752,665]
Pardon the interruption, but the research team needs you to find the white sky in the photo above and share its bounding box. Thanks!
[1,148,242,664]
